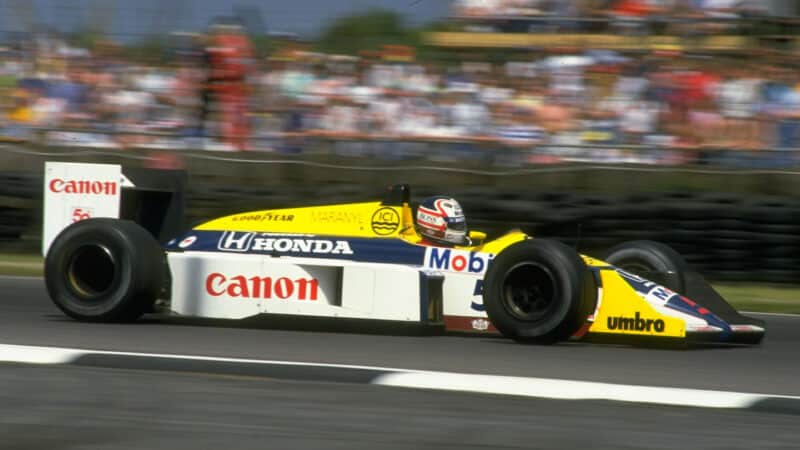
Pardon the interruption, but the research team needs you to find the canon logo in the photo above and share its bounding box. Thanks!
[205,272,319,301]
[49,178,118,195]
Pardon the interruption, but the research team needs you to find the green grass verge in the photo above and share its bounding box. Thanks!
[0,253,43,277]
[0,253,797,314]
[713,284,800,314]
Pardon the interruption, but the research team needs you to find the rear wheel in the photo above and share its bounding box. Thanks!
[483,239,597,344]
[45,218,165,322]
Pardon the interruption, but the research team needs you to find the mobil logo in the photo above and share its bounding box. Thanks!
[425,248,494,274]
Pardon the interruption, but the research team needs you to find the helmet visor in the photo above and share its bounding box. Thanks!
[446,217,467,231]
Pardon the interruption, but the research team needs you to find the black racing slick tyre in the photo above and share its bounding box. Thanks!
[483,239,597,344]
[602,240,687,294]
[44,218,165,322]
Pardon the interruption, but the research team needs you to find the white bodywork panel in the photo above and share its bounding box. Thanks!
[168,252,427,321]
[440,272,487,319]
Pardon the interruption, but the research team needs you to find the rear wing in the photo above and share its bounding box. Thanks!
[43,162,186,255]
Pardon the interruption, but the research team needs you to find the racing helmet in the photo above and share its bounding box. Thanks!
[416,196,468,246]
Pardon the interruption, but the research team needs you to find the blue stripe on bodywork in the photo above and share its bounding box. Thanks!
[666,296,732,334]
[470,279,484,312]
[166,230,428,266]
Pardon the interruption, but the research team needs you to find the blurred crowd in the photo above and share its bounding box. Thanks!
[452,0,772,34]
[1,18,799,166]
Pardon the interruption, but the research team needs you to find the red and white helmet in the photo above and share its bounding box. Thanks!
[416,196,468,246]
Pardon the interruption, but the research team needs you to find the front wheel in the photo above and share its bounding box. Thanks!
[483,239,597,344]
[45,218,165,322]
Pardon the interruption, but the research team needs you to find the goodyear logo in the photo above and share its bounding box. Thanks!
[371,207,400,236]
[425,248,493,274]
[231,212,295,222]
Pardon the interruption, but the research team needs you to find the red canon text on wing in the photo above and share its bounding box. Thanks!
[49,178,118,195]
[205,272,319,301]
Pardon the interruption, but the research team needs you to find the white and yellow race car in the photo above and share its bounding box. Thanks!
[41,162,765,345]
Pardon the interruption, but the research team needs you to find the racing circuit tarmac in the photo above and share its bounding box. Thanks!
[2,276,800,449]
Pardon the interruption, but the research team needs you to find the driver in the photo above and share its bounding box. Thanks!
[416,196,468,247]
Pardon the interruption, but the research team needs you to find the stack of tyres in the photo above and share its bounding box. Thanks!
[460,190,800,284]
[745,199,800,283]
[0,171,38,242]
[700,195,753,282]
[4,171,800,284]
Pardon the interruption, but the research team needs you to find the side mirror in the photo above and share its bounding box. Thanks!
[468,231,487,245]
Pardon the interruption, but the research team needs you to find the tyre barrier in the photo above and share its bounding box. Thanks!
[2,171,800,283]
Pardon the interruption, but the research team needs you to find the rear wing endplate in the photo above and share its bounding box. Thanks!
[43,161,186,255]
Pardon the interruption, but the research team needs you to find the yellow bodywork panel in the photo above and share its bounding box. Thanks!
[194,202,407,238]
[468,230,528,254]
[588,269,686,338]
[195,201,529,250]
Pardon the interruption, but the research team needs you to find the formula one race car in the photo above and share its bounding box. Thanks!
[41,162,765,345]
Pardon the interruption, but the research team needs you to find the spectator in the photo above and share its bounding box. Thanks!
[611,62,650,104]
[760,67,800,150]
[619,98,662,145]
[691,0,744,34]
[453,0,504,18]
[716,64,763,149]
[493,103,547,164]
[448,88,490,136]
[320,96,363,134]
[280,61,317,101]
[205,22,254,150]
[4,88,35,139]
[367,89,404,135]
[608,0,653,34]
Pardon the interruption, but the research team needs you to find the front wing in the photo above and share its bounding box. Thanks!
[580,264,765,345]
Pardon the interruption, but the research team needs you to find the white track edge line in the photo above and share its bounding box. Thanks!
[2,343,799,409]
[0,344,83,364]
[0,343,409,372]
[371,372,784,409]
